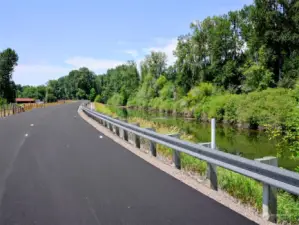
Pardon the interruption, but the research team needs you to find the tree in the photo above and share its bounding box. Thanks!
[252,0,299,83]
[94,94,102,103]
[45,86,57,102]
[0,48,18,102]
[21,86,38,99]
[141,52,167,79]
[76,88,86,100]
[89,88,96,101]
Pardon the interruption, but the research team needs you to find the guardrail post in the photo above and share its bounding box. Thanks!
[131,123,140,148]
[113,118,120,136]
[255,156,277,223]
[108,121,113,131]
[103,119,107,128]
[146,128,156,157]
[119,119,128,141]
[207,118,218,191]
[168,133,181,169]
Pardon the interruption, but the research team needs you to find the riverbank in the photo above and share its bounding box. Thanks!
[124,87,299,131]
[99,103,299,170]
[95,102,299,224]
[116,104,267,130]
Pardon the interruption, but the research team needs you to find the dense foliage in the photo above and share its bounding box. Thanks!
[1,0,299,163]
[0,1,298,221]
[0,48,18,104]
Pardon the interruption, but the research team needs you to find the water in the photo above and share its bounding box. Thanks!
[108,106,299,170]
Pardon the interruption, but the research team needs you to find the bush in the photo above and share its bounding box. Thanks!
[173,97,189,113]
[204,95,231,121]
[89,88,96,102]
[127,96,137,107]
[149,97,162,110]
[94,95,102,103]
[159,82,174,99]
[242,64,273,92]
[187,83,213,107]
[237,88,296,127]
[76,88,86,100]
[107,93,125,106]
[0,98,7,105]
[223,94,242,124]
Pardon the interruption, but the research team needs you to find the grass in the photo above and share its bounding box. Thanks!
[95,103,117,117]
[95,102,299,224]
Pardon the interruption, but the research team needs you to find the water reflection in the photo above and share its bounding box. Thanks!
[108,106,298,170]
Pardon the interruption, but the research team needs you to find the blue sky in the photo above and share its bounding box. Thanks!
[0,0,252,85]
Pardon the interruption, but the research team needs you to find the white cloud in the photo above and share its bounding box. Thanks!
[143,38,178,65]
[14,56,125,85]
[14,64,71,85]
[124,50,139,58]
[65,57,124,71]
[13,39,178,85]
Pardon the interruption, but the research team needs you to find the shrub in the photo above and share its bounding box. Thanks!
[127,95,137,107]
[107,93,125,106]
[242,64,273,92]
[0,98,7,105]
[204,95,231,121]
[89,88,96,102]
[159,82,175,99]
[173,97,189,113]
[223,94,242,124]
[237,88,296,127]
[149,97,162,110]
[94,95,102,103]
[155,75,167,89]
[187,83,213,107]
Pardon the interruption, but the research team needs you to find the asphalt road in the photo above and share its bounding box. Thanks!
[0,102,257,225]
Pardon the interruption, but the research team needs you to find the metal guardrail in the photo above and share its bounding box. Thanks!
[81,105,299,222]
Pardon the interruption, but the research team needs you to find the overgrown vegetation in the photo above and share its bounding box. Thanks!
[95,103,299,224]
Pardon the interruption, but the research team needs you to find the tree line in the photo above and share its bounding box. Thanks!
[1,0,299,162]
[1,0,299,105]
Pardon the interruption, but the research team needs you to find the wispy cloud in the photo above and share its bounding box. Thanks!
[14,39,178,85]
[142,38,178,65]
[116,40,128,46]
[65,56,124,71]
[14,64,72,85]
[124,50,139,58]
[14,56,125,85]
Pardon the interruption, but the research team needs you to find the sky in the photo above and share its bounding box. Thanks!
[0,0,253,85]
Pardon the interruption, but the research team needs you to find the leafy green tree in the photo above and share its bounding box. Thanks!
[0,48,18,102]
[89,88,96,101]
[141,52,167,79]
[76,88,86,100]
[94,94,102,103]
[253,0,299,82]
[45,86,57,103]
[99,61,139,105]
